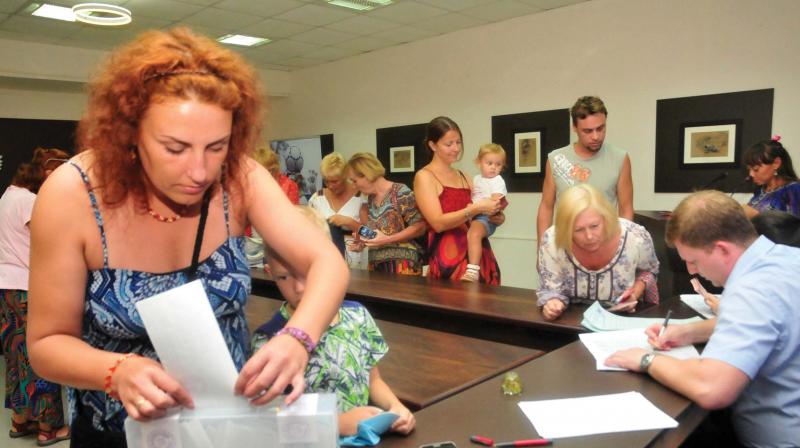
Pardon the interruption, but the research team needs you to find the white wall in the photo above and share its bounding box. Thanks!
[0,0,797,289]
[268,0,800,289]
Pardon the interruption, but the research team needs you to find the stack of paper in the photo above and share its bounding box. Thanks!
[581,301,703,332]
[518,391,678,439]
[680,294,715,319]
[579,328,700,371]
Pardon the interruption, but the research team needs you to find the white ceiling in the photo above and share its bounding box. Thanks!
[0,0,589,71]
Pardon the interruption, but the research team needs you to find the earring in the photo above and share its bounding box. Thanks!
[774,170,779,177]
[129,146,138,162]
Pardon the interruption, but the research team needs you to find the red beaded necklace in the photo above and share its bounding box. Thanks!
[146,203,186,223]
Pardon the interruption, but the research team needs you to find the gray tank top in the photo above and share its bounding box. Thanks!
[549,143,627,207]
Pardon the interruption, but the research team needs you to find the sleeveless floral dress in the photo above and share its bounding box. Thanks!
[426,171,500,284]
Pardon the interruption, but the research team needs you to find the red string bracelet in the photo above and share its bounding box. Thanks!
[103,353,138,400]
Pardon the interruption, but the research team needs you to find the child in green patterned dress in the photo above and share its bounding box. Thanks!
[252,206,415,436]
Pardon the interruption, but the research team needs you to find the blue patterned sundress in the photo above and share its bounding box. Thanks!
[68,162,251,432]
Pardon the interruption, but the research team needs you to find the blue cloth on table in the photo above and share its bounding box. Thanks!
[339,412,399,447]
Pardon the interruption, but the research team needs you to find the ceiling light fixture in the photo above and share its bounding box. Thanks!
[326,0,393,11]
[30,3,76,22]
[217,34,271,47]
[72,3,132,26]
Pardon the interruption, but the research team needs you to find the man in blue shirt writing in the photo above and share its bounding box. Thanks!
[606,190,800,447]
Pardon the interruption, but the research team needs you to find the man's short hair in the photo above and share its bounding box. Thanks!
[570,96,608,125]
[666,190,757,249]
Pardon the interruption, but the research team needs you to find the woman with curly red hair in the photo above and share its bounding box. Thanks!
[26,28,347,447]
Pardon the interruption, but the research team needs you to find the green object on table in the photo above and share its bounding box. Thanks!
[501,371,522,395]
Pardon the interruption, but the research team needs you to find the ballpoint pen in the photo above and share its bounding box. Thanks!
[658,309,673,338]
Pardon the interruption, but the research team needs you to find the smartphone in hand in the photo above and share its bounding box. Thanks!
[358,225,377,239]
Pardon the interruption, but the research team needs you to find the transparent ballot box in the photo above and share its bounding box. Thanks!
[125,393,338,448]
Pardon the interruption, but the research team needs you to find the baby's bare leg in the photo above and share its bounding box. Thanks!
[467,220,487,265]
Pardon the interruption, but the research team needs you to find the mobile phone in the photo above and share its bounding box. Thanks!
[419,442,457,448]
[358,225,377,239]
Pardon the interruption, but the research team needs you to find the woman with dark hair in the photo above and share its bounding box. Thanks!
[0,147,71,446]
[25,28,347,446]
[742,135,799,217]
[413,116,502,284]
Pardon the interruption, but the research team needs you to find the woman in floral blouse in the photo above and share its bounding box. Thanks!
[346,153,426,275]
[537,183,659,320]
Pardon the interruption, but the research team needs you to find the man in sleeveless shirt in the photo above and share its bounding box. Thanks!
[536,96,634,243]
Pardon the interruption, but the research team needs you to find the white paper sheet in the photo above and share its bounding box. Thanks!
[680,294,715,319]
[135,280,249,413]
[579,328,700,371]
[518,391,678,439]
[581,301,703,332]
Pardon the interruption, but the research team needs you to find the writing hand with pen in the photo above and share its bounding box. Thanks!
[604,311,675,372]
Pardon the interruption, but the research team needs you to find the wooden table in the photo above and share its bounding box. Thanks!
[251,268,701,352]
[245,295,544,410]
[380,341,708,448]
[251,268,587,351]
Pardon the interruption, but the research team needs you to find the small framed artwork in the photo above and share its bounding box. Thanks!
[389,145,415,173]
[491,108,570,192]
[681,123,737,165]
[376,123,426,185]
[513,131,541,173]
[655,89,773,193]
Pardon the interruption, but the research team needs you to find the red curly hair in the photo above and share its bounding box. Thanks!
[77,27,264,207]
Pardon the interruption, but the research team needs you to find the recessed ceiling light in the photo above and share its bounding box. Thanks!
[217,34,271,47]
[72,3,132,26]
[327,0,392,11]
[31,4,76,22]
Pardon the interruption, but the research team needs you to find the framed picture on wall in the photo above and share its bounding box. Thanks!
[376,123,427,186]
[491,108,570,192]
[513,131,542,173]
[681,122,737,166]
[269,134,334,204]
[654,88,772,193]
[389,146,415,173]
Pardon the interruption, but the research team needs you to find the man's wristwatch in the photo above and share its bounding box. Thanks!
[640,353,656,373]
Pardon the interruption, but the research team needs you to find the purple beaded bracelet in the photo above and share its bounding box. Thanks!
[276,326,317,353]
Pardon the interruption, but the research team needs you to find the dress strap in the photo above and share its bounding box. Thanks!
[222,189,231,236]
[68,161,110,268]
[424,168,469,189]
[457,170,469,189]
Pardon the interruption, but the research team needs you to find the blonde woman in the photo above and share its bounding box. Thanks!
[346,153,426,275]
[308,152,366,268]
[254,146,299,204]
[246,147,299,266]
[537,184,659,320]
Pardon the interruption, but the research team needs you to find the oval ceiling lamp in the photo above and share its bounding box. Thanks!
[72,3,132,26]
